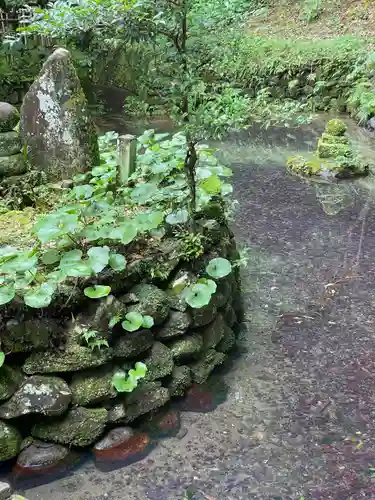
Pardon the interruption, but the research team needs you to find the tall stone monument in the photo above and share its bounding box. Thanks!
[20,48,100,182]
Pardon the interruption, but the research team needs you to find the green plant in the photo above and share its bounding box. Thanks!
[0,351,5,368]
[81,330,109,351]
[112,362,147,392]
[121,312,154,332]
[302,0,323,22]
[206,257,232,279]
[179,231,205,261]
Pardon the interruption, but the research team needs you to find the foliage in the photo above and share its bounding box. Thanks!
[121,312,154,332]
[206,257,232,279]
[347,80,375,124]
[183,278,217,308]
[112,361,147,392]
[178,231,205,261]
[301,0,323,22]
[81,330,109,351]
[0,351,4,368]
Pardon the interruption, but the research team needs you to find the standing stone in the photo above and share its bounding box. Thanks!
[20,48,99,181]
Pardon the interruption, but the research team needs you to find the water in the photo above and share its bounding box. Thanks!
[14,116,375,499]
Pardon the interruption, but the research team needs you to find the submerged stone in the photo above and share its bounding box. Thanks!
[93,431,151,469]
[23,345,113,374]
[168,334,203,363]
[32,407,108,447]
[113,329,153,359]
[0,102,19,133]
[13,440,77,479]
[124,284,170,326]
[156,311,191,339]
[189,349,226,384]
[167,365,192,397]
[142,409,181,438]
[0,376,71,419]
[0,365,24,401]
[143,342,174,381]
[94,427,134,451]
[70,365,117,406]
[0,420,22,461]
[20,48,99,181]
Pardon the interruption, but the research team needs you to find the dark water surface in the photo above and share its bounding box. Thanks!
[18,117,375,499]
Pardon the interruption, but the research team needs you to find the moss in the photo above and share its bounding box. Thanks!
[320,132,349,144]
[216,324,236,353]
[324,118,347,136]
[316,138,350,159]
[0,365,24,401]
[126,284,170,326]
[0,420,22,461]
[167,366,192,397]
[0,208,37,247]
[23,344,113,375]
[31,407,108,447]
[169,334,203,363]
[0,131,21,156]
[143,342,174,381]
[70,365,117,406]
[0,154,26,178]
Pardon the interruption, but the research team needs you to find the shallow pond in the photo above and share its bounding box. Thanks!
[11,115,375,499]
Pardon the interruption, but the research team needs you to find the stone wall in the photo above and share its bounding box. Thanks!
[0,221,242,477]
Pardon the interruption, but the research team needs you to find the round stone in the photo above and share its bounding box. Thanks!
[0,103,20,133]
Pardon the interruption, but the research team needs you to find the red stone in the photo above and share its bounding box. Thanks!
[180,384,216,413]
[93,432,151,463]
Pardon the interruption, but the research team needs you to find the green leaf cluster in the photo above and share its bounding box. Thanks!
[112,361,147,393]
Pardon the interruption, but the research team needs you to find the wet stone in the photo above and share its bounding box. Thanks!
[216,323,236,353]
[180,380,228,413]
[94,432,152,472]
[0,365,24,401]
[0,376,71,419]
[32,407,108,447]
[189,349,226,384]
[113,329,153,359]
[124,387,170,424]
[124,284,170,326]
[156,311,191,339]
[222,302,237,328]
[70,365,117,406]
[4,318,59,353]
[94,427,134,451]
[0,420,22,462]
[199,314,226,350]
[190,302,217,328]
[168,334,203,363]
[143,342,174,381]
[167,365,192,397]
[142,409,181,438]
[0,481,11,500]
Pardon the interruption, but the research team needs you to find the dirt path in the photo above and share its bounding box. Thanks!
[22,123,375,499]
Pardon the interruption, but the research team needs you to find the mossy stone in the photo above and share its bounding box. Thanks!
[316,139,350,159]
[216,324,236,353]
[325,118,347,136]
[222,302,237,328]
[0,103,19,133]
[143,342,174,381]
[31,407,108,447]
[4,318,57,353]
[157,311,191,339]
[70,365,117,406]
[0,154,26,178]
[0,366,24,401]
[190,302,218,328]
[0,131,21,157]
[23,345,113,375]
[113,329,153,359]
[189,349,226,384]
[168,334,203,363]
[125,284,170,326]
[199,314,226,350]
[320,132,348,145]
[0,420,22,461]
[167,366,192,397]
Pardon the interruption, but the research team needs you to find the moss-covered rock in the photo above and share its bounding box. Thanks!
[216,324,236,353]
[124,284,169,326]
[0,365,24,401]
[190,302,218,328]
[0,376,71,419]
[212,278,231,309]
[156,311,191,339]
[199,314,226,350]
[325,118,347,136]
[0,102,19,133]
[0,131,21,157]
[143,342,174,381]
[31,407,108,447]
[168,334,203,363]
[0,154,26,178]
[222,302,237,328]
[23,345,113,375]
[4,318,59,353]
[167,366,192,397]
[320,132,348,144]
[70,365,117,406]
[316,138,350,159]
[0,420,22,461]
[113,329,153,359]
[189,349,226,384]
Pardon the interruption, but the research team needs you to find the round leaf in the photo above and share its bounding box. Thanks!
[109,253,127,271]
[183,283,213,309]
[0,284,15,305]
[109,223,137,245]
[201,174,222,194]
[112,371,137,393]
[0,351,5,368]
[166,209,189,225]
[74,184,94,200]
[1,252,38,273]
[41,249,61,265]
[206,257,232,279]
[87,246,110,273]
[121,311,143,332]
[142,315,154,329]
[84,285,111,299]
[60,249,83,267]
[24,282,56,308]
